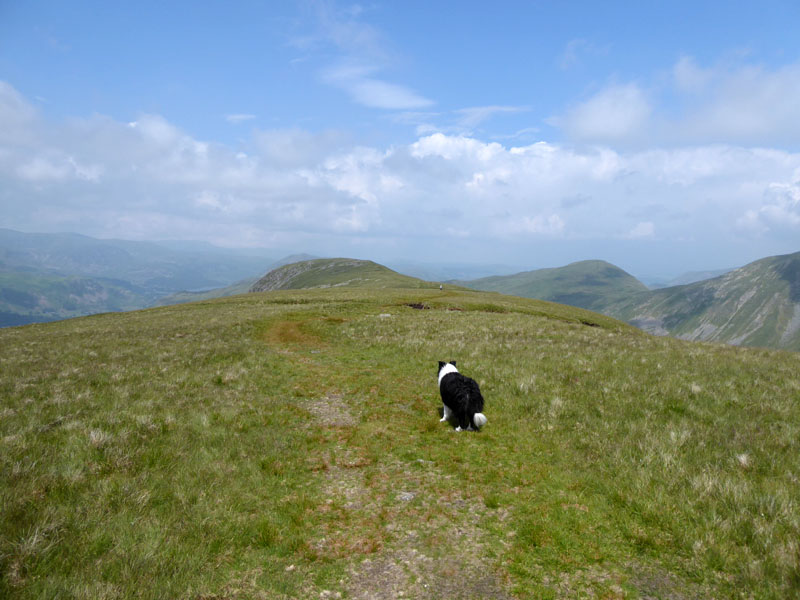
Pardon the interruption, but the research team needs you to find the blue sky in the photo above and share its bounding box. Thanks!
[1,1,800,277]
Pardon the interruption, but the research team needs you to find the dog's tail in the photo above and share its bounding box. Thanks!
[472,413,488,429]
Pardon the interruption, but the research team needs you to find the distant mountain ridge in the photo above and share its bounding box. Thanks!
[462,252,800,351]
[3,229,798,351]
[605,251,800,351]
[0,228,272,293]
[0,229,275,326]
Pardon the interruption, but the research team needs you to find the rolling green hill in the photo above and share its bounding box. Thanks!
[250,257,445,292]
[605,251,800,352]
[461,260,650,312]
[2,280,799,598]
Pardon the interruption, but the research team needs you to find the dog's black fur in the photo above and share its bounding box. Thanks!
[437,360,487,431]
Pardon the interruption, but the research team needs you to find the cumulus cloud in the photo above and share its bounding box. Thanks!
[737,180,800,235]
[555,57,800,147]
[2,81,800,267]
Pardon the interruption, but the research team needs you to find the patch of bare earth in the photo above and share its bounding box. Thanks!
[305,393,357,428]
[626,562,708,600]
[346,511,514,600]
[539,561,709,599]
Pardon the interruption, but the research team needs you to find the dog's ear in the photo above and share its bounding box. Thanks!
[450,360,457,367]
[438,361,446,370]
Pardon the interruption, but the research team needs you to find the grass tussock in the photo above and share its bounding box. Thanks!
[1,287,799,598]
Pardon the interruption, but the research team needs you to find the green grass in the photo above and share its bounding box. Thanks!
[2,287,799,598]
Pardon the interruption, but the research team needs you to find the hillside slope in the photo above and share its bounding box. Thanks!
[2,286,799,598]
[461,259,649,312]
[250,257,441,292]
[607,251,800,351]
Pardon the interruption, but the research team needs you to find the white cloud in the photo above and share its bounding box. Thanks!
[395,106,530,138]
[738,180,800,234]
[0,81,37,141]
[254,128,347,167]
[681,62,800,145]
[16,154,101,182]
[495,214,566,236]
[322,63,432,110]
[295,3,432,111]
[304,1,385,59]
[627,221,655,239]
[410,133,503,162]
[193,190,240,213]
[555,57,800,147]
[672,55,712,92]
[2,81,800,269]
[556,83,652,143]
[16,156,70,181]
[348,78,432,110]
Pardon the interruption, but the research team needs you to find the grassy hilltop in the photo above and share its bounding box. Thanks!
[250,258,442,292]
[2,278,799,598]
[461,260,649,313]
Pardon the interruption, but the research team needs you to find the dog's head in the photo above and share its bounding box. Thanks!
[437,360,457,375]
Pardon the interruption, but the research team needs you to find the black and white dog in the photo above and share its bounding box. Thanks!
[437,361,488,431]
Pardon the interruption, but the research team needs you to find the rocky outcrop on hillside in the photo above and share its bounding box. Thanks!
[608,251,800,351]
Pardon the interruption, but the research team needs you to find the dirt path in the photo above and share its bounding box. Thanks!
[303,391,514,600]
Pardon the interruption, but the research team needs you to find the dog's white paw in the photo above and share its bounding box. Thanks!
[439,417,447,422]
[455,426,462,432]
